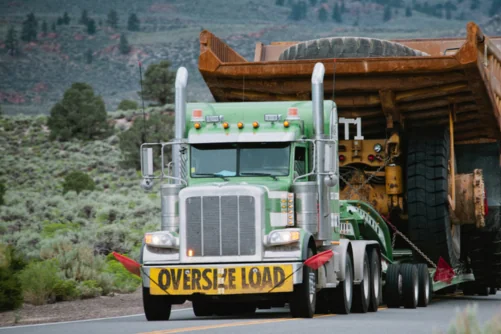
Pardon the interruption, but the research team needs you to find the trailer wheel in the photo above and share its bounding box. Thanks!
[416,264,431,307]
[142,287,172,321]
[278,37,428,61]
[352,252,370,313]
[401,264,419,309]
[384,263,402,308]
[290,247,316,318]
[368,249,381,312]
[330,252,354,314]
[407,127,460,267]
[193,301,213,317]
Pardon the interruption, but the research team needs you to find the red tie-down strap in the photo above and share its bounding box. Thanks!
[112,252,141,277]
[433,256,455,284]
[304,250,335,270]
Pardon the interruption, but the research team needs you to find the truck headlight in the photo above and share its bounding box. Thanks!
[265,229,301,246]
[144,231,179,249]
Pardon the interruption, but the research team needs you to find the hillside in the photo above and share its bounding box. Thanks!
[0,0,500,115]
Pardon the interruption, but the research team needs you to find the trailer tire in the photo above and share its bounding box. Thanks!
[192,301,213,317]
[368,249,381,312]
[416,264,431,307]
[142,288,172,321]
[330,252,354,314]
[407,127,460,267]
[400,264,419,309]
[290,247,316,318]
[352,252,370,313]
[384,263,402,308]
[278,37,428,61]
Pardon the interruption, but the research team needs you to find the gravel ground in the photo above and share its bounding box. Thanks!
[0,288,191,327]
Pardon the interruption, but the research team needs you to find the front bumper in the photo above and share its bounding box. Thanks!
[142,262,304,296]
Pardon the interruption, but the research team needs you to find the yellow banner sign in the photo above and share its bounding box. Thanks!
[150,265,293,295]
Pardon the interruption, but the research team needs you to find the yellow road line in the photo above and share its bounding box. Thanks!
[313,314,336,318]
[139,317,297,334]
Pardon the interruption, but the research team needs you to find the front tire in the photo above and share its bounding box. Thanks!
[193,301,213,317]
[290,247,316,318]
[142,287,172,321]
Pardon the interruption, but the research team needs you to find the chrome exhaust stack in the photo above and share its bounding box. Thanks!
[173,67,188,183]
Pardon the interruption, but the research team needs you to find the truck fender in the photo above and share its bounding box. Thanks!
[331,239,351,282]
[350,240,379,285]
[301,232,315,260]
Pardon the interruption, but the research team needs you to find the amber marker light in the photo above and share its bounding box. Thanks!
[237,122,244,129]
[187,249,194,257]
[223,122,229,129]
[144,234,153,244]
[253,121,259,128]
[194,122,201,129]
[283,121,290,128]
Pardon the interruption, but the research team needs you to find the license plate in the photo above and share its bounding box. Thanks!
[149,265,294,295]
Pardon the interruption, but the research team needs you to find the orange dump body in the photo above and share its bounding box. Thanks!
[198,22,501,143]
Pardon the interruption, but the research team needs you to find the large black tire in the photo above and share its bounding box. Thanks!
[416,264,431,307]
[193,301,213,317]
[142,287,172,321]
[407,128,460,267]
[278,37,428,61]
[384,263,401,308]
[330,253,354,314]
[352,252,370,313]
[290,247,316,318]
[368,249,381,312]
[400,264,419,309]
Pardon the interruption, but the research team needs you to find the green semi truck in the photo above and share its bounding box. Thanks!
[138,63,490,321]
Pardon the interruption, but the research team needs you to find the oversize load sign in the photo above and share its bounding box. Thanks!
[150,265,293,295]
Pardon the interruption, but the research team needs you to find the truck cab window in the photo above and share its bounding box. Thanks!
[294,146,306,178]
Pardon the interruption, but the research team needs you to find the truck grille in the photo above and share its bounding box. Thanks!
[186,195,256,256]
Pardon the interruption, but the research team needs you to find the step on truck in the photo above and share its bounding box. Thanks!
[138,62,492,321]
[197,21,501,297]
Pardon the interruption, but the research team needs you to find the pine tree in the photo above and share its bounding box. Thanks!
[405,6,412,16]
[51,22,56,32]
[318,7,328,21]
[289,1,307,21]
[5,26,18,56]
[127,13,140,31]
[42,20,48,35]
[276,0,285,5]
[446,5,452,19]
[87,19,96,35]
[57,17,64,25]
[309,0,317,6]
[490,0,501,16]
[383,5,392,22]
[21,13,38,42]
[119,33,130,55]
[63,11,70,25]
[341,1,346,13]
[79,9,89,25]
[85,49,93,64]
[332,3,342,22]
[107,9,119,29]
[470,0,479,10]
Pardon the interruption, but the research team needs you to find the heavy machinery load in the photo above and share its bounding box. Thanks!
[137,62,494,322]
[197,22,501,294]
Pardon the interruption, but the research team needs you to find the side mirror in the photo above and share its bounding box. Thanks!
[141,147,154,177]
[324,174,338,188]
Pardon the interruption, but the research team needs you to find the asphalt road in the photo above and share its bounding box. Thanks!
[1,294,501,334]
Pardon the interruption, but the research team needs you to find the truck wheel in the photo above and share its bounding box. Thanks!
[193,301,213,317]
[384,263,402,308]
[352,252,370,313]
[490,287,497,295]
[416,264,431,307]
[330,252,354,314]
[290,247,316,318]
[142,287,172,321]
[368,249,381,312]
[407,127,460,267]
[401,264,419,309]
[278,37,428,61]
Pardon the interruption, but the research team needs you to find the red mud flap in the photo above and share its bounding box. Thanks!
[433,257,455,284]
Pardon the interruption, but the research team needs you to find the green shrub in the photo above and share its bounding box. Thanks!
[0,244,26,311]
[18,259,61,305]
[117,99,138,111]
[78,280,102,299]
[0,181,5,205]
[53,279,79,301]
[440,304,501,333]
[62,171,95,194]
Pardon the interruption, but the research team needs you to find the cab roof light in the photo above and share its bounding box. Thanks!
[194,122,201,129]
[286,107,300,121]
[264,114,281,122]
[223,122,229,129]
[283,120,290,128]
[205,115,224,123]
[253,121,259,129]
[237,122,244,129]
[191,109,204,122]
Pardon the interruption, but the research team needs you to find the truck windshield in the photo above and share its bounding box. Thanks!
[190,142,290,178]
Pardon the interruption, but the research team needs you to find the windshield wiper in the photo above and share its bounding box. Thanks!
[193,173,229,181]
[240,172,278,181]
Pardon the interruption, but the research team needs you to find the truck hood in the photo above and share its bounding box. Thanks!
[186,179,291,195]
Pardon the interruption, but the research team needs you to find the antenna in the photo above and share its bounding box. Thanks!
[138,61,147,143]
[332,58,336,102]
